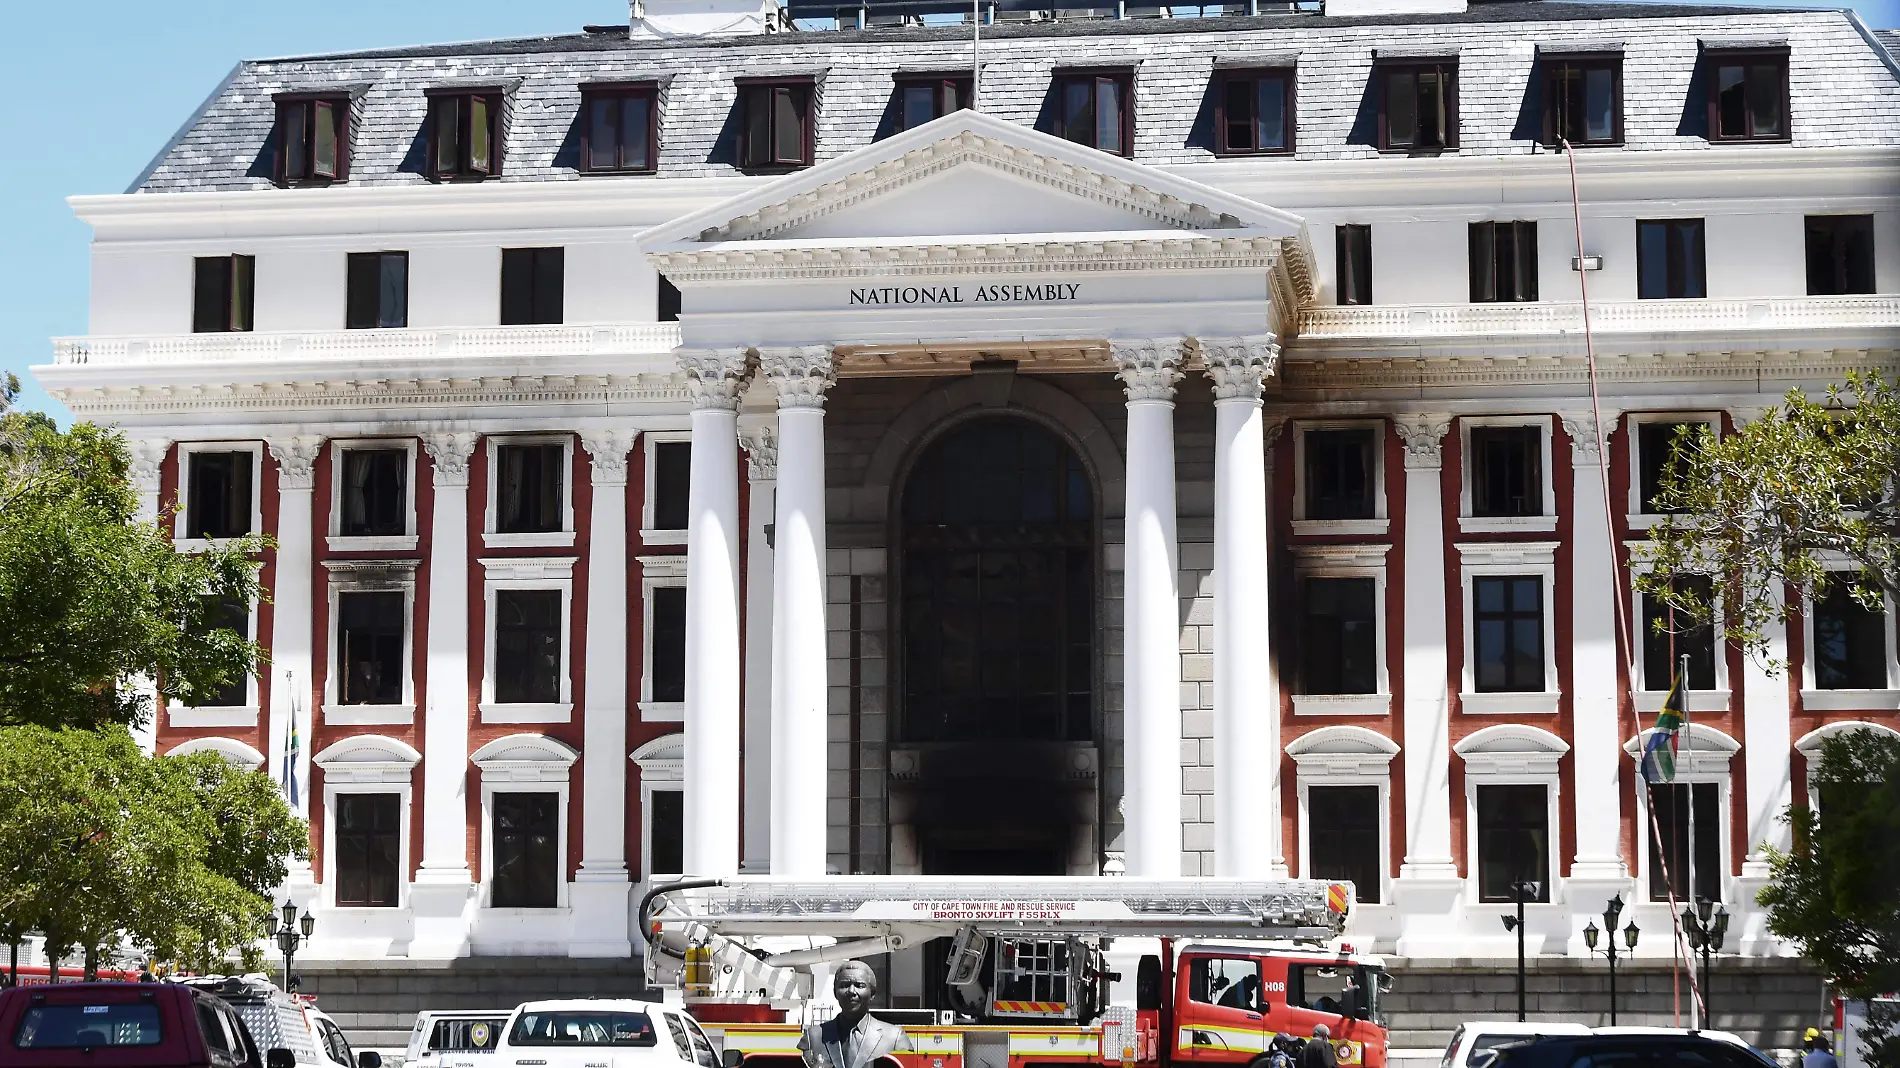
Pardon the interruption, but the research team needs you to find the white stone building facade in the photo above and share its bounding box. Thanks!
[33,0,1900,992]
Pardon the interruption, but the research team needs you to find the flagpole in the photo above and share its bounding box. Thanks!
[1680,650,1699,1031]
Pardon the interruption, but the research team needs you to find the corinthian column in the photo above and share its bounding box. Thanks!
[1393,416,1457,880]
[266,436,323,886]
[739,422,778,873]
[680,350,750,878]
[1113,338,1185,878]
[413,431,478,959]
[762,346,836,877]
[1728,408,1791,883]
[573,429,636,956]
[1560,409,1629,883]
[1202,335,1283,878]
[128,438,171,755]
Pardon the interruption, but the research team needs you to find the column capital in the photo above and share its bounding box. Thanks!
[739,423,778,482]
[267,436,324,491]
[678,348,753,412]
[580,429,638,487]
[127,438,170,496]
[1264,418,1287,452]
[424,432,480,488]
[758,345,836,410]
[1726,405,1777,427]
[1559,409,1622,467]
[1111,337,1187,403]
[1198,334,1281,402]
[1393,414,1453,470]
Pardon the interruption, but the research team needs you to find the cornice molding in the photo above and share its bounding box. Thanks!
[648,235,1287,284]
[1278,348,1900,395]
[46,373,687,419]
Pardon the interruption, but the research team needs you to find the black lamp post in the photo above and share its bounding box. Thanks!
[1681,898,1729,1023]
[1499,880,1540,1022]
[265,899,314,992]
[1582,894,1641,1025]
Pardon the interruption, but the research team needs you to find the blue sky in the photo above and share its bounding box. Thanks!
[3,0,1894,424]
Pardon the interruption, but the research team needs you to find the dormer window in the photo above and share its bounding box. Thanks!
[275,94,349,185]
[738,78,814,171]
[581,83,658,174]
[1052,69,1134,157]
[1541,54,1621,146]
[1376,59,1458,153]
[1214,67,1294,156]
[894,75,971,132]
[427,88,504,179]
[1705,47,1789,142]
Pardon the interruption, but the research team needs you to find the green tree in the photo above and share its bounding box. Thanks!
[1758,728,1900,1068]
[0,377,267,730]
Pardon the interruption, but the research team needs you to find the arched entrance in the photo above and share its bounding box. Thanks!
[895,415,1097,876]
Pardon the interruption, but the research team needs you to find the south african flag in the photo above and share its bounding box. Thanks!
[1640,671,1685,784]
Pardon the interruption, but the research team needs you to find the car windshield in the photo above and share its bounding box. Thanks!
[508,1011,659,1047]
[15,1003,165,1048]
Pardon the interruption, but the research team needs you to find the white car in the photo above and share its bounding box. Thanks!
[404,1010,512,1068]
[178,975,379,1068]
[1440,1022,1592,1068]
[496,999,723,1068]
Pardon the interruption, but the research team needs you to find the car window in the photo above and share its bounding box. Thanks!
[662,1014,694,1061]
[434,1018,504,1052]
[1441,1026,1468,1068]
[1288,964,1354,1015]
[508,1011,659,1047]
[319,1019,354,1065]
[200,1003,235,1059]
[1187,957,1264,1011]
[14,1001,166,1048]
[684,1018,721,1068]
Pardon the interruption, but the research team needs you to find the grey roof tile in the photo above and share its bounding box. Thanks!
[134,0,1900,192]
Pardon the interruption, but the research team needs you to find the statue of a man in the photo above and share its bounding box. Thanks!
[799,961,910,1068]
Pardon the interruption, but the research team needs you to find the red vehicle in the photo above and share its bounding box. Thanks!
[642,877,1390,1068]
[2,966,141,987]
[0,981,300,1068]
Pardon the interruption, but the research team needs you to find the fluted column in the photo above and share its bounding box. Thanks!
[267,436,323,891]
[1202,335,1283,878]
[681,350,751,878]
[1393,415,1458,882]
[1561,410,1629,882]
[413,431,477,960]
[1114,338,1186,878]
[573,429,636,956]
[762,345,836,877]
[739,422,778,873]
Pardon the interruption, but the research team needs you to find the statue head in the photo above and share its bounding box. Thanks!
[833,960,877,1018]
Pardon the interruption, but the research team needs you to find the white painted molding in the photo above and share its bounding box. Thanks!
[165,736,267,770]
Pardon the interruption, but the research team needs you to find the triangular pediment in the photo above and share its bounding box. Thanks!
[640,110,1306,250]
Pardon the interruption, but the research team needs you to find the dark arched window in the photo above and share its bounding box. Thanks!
[900,417,1094,744]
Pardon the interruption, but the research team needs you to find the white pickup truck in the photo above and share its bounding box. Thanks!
[493,1000,726,1068]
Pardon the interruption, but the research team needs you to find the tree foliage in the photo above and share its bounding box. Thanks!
[0,726,308,977]
[0,378,266,729]
[1758,727,1900,1068]
[1634,372,1900,666]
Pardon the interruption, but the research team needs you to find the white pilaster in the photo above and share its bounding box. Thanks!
[1113,338,1185,878]
[1730,407,1793,923]
[1560,410,1631,884]
[1393,415,1457,888]
[739,421,778,874]
[762,345,835,877]
[413,431,478,959]
[128,438,170,755]
[572,429,636,957]
[1203,335,1284,879]
[266,435,323,895]
[681,350,751,878]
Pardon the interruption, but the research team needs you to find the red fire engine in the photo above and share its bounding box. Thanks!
[640,878,1390,1068]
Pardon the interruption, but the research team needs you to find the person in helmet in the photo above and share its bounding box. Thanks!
[1803,1028,1838,1068]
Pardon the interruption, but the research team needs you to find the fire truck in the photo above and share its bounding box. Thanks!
[639,878,1391,1068]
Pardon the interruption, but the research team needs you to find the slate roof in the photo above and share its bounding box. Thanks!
[134,0,1900,193]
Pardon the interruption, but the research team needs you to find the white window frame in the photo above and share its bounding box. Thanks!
[484,435,577,549]
[1457,541,1561,715]
[632,732,685,891]
[321,560,419,725]
[1622,723,1738,907]
[1455,723,1568,907]
[165,736,266,771]
[1291,544,1392,716]
[173,442,264,550]
[1459,415,1557,534]
[641,431,693,545]
[471,733,578,912]
[327,439,419,552]
[640,555,689,722]
[1624,544,1731,713]
[313,735,421,911]
[1291,420,1389,537]
[169,596,261,728]
[1795,720,1900,810]
[1626,413,1720,530]
[480,557,577,723]
[1801,563,1900,711]
[1286,725,1397,907]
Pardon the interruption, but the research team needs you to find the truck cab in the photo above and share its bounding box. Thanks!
[1167,945,1389,1068]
